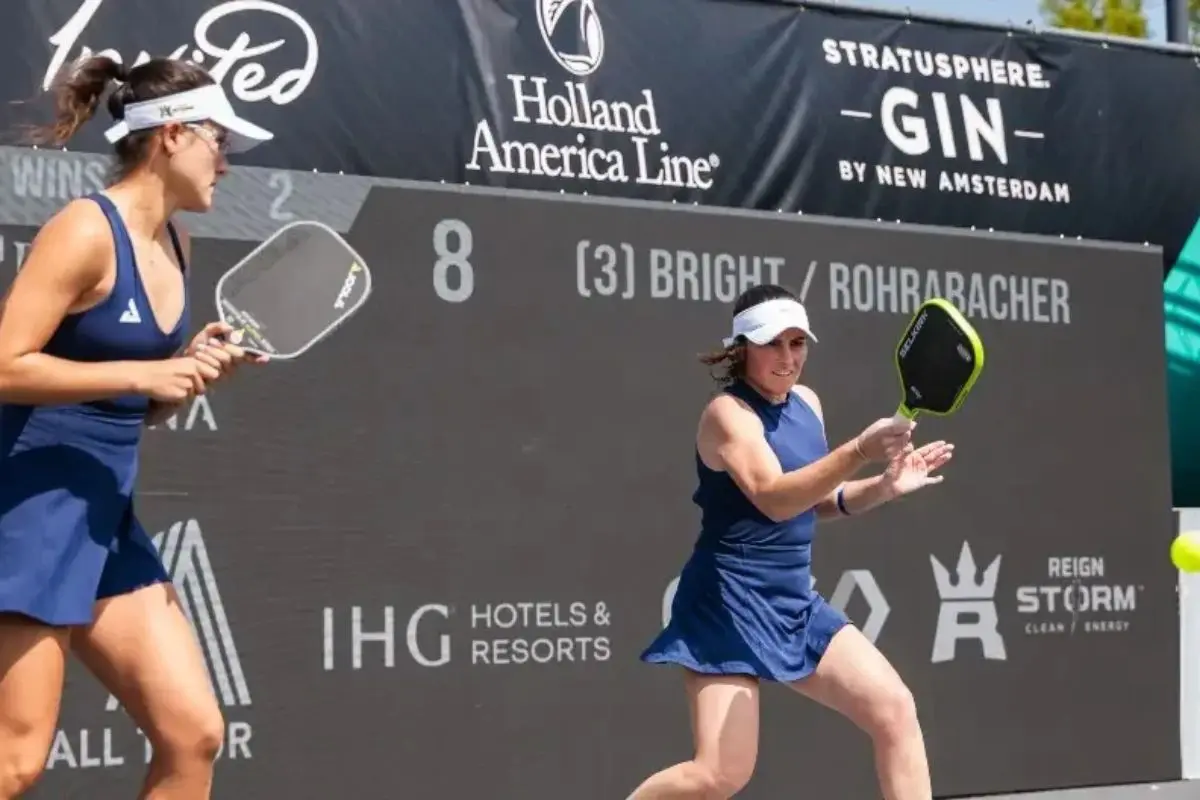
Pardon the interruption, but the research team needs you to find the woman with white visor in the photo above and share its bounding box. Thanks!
[0,56,269,798]
[631,284,954,799]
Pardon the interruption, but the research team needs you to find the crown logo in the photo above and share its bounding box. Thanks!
[931,542,1000,600]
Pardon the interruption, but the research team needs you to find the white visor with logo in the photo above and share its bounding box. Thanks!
[103,84,273,153]
[722,298,818,347]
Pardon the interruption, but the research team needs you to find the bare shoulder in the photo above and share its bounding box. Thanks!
[42,197,111,242]
[697,388,765,471]
[700,390,762,438]
[792,384,824,424]
[26,198,112,276]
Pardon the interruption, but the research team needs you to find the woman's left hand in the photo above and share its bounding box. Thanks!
[185,321,268,383]
[881,440,955,498]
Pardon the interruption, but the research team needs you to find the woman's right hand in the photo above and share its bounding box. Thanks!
[854,416,915,462]
[129,357,220,403]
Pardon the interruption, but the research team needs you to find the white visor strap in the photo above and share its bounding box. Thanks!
[102,83,272,152]
[722,298,818,347]
[105,85,229,143]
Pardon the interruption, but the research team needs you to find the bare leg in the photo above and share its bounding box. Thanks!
[72,584,224,800]
[0,614,68,799]
[789,625,931,800]
[626,671,759,799]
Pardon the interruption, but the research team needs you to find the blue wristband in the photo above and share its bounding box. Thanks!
[836,486,850,516]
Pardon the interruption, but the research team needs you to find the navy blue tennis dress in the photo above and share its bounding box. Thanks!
[0,193,189,626]
[641,379,850,682]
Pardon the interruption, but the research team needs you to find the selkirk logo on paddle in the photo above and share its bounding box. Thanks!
[465,0,721,191]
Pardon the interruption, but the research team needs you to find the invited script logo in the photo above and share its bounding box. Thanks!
[44,0,319,141]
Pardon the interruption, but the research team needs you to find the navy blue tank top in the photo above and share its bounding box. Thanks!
[693,380,830,555]
[8,193,189,420]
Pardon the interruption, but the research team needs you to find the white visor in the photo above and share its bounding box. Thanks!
[103,83,273,154]
[722,298,818,347]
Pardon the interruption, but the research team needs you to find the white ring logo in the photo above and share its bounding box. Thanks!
[536,0,605,77]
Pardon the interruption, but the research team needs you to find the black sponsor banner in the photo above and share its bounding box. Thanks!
[2,1,1199,270]
[6,182,1178,798]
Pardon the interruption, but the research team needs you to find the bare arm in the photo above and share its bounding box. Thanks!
[0,201,145,404]
[794,386,896,520]
[700,392,869,523]
[815,476,895,520]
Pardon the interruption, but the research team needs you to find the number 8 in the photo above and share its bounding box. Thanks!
[433,219,474,303]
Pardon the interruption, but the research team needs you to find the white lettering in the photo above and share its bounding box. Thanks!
[827,263,1070,324]
[219,721,252,760]
[466,75,718,189]
[643,249,782,302]
[1016,585,1139,614]
[44,729,125,770]
[351,606,393,669]
[45,0,319,107]
[149,395,217,432]
[469,602,589,629]
[1048,556,1104,579]
[822,39,1052,90]
[881,87,1007,164]
[470,636,612,665]
[937,170,1070,204]
[406,604,450,667]
[333,264,362,310]
[10,153,107,202]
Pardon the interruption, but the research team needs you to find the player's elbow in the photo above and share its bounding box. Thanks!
[0,352,49,403]
[751,481,820,523]
[0,355,19,402]
[747,485,795,523]
[761,506,792,524]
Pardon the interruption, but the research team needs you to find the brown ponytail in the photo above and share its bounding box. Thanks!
[23,55,216,180]
[28,55,127,147]
[698,343,746,386]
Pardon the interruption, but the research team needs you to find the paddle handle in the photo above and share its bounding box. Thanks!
[893,405,917,427]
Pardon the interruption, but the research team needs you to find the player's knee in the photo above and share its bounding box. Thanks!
[152,704,225,765]
[191,709,226,763]
[0,736,51,797]
[863,680,919,744]
[693,756,754,797]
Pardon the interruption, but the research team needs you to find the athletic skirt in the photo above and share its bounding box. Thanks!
[0,405,170,626]
[641,545,851,683]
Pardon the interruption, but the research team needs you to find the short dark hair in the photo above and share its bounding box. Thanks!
[27,55,216,180]
[699,283,801,385]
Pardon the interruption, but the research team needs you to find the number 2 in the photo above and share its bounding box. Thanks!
[433,219,474,303]
[268,172,297,222]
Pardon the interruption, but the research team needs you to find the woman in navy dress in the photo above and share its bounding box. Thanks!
[631,284,954,799]
[0,55,271,797]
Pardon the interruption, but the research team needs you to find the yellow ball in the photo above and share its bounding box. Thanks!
[1171,531,1200,573]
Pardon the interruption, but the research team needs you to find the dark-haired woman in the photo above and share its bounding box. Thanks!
[629,284,953,799]
[0,55,271,798]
